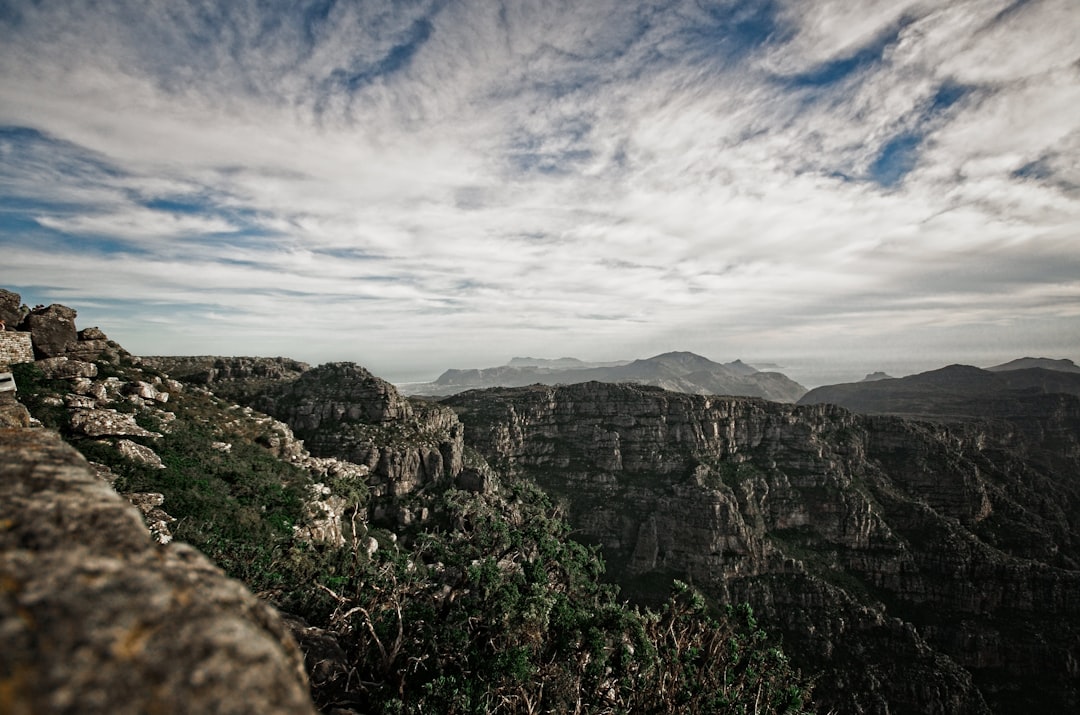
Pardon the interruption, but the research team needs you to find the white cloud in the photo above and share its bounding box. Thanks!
[1,0,1078,381]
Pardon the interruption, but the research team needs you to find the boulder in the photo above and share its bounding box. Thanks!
[116,438,165,468]
[70,409,160,438]
[0,391,31,428]
[0,288,23,328]
[0,428,319,715]
[36,356,98,379]
[25,303,78,358]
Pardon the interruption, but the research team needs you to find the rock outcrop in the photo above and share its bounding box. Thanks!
[0,428,318,715]
[255,363,464,510]
[22,304,78,358]
[446,381,1080,714]
[140,356,310,403]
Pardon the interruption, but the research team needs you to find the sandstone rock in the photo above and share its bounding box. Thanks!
[70,377,94,394]
[70,409,160,438]
[25,303,78,358]
[124,492,175,543]
[0,287,24,328]
[124,380,169,403]
[64,393,97,409]
[36,356,98,379]
[0,391,31,428]
[116,438,165,468]
[0,429,318,715]
[78,327,108,341]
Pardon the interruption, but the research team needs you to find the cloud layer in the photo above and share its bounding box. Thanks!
[1,0,1078,383]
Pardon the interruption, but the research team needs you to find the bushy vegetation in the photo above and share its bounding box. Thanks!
[14,357,814,714]
[298,479,813,714]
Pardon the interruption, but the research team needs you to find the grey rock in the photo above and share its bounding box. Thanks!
[0,288,23,328]
[36,356,98,379]
[24,304,78,358]
[116,438,165,468]
[0,428,318,715]
[70,409,160,438]
[0,391,31,428]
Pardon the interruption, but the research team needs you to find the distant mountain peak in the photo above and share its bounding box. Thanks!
[861,371,894,382]
[987,357,1080,373]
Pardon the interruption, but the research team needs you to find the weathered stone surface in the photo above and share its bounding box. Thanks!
[78,327,108,341]
[0,428,318,715]
[116,438,165,468]
[70,409,160,438]
[254,363,464,501]
[124,491,175,543]
[139,356,309,403]
[123,380,169,403]
[0,288,23,328]
[258,362,414,429]
[36,356,98,379]
[24,304,78,359]
[0,392,31,428]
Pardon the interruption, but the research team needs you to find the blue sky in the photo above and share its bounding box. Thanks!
[1,0,1078,384]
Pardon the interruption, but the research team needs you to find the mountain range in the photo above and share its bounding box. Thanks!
[400,350,808,402]
[799,359,1080,421]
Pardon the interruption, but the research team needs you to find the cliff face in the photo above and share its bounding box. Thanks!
[253,363,466,524]
[446,382,1080,714]
[0,427,317,715]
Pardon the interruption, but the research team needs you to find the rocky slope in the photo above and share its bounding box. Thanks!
[402,350,808,402]
[445,382,1080,714]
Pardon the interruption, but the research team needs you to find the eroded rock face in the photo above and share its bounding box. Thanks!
[0,288,23,327]
[447,382,1080,714]
[0,428,318,715]
[255,363,464,506]
[24,304,78,358]
[36,356,99,380]
[70,409,160,438]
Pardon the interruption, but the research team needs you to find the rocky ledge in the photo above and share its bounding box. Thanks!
[0,427,318,715]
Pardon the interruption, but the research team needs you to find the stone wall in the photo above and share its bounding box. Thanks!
[0,330,33,366]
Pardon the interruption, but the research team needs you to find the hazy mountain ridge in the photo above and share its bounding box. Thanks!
[402,350,808,402]
[799,363,1080,420]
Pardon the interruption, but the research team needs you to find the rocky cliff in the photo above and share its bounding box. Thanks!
[250,362,467,526]
[0,427,318,715]
[446,381,1080,714]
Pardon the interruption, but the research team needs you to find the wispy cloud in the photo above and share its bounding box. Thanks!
[1,0,1078,382]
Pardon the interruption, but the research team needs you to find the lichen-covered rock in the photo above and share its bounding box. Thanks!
[36,356,98,379]
[254,363,464,500]
[124,491,175,543]
[123,380,169,403]
[0,428,318,715]
[0,288,24,328]
[70,409,160,438]
[0,392,31,428]
[24,304,78,358]
[115,438,164,468]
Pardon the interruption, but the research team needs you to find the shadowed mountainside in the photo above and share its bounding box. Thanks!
[798,364,1080,420]
[445,381,1080,714]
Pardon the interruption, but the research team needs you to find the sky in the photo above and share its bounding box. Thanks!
[1,0,1078,386]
